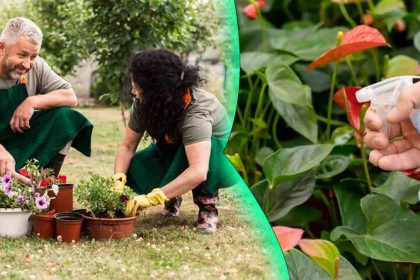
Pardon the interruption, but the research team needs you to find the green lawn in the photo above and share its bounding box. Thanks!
[0,107,278,280]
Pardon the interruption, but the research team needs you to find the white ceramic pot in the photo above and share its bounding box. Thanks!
[0,208,32,238]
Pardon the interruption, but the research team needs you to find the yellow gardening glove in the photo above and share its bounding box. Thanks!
[112,173,127,193]
[125,188,168,216]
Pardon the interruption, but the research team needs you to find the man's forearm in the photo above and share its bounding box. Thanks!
[27,89,77,109]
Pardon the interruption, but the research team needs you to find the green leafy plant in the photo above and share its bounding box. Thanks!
[75,174,135,218]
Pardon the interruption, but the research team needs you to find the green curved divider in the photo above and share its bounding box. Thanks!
[219,1,290,279]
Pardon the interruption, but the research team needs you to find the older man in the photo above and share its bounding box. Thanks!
[0,17,93,176]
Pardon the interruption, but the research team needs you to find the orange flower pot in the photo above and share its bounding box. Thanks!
[84,215,137,240]
[55,212,83,243]
[32,209,56,239]
[49,184,74,213]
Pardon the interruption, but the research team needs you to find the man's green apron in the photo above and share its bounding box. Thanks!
[0,79,93,169]
[126,137,241,195]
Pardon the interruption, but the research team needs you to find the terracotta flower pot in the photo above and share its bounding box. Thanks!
[84,215,137,240]
[55,212,83,243]
[32,209,56,239]
[49,184,74,213]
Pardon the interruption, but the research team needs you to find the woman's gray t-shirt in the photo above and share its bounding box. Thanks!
[128,88,231,145]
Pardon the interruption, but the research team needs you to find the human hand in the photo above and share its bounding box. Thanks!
[10,98,35,133]
[112,173,127,193]
[364,82,420,170]
[0,146,15,176]
[125,188,168,216]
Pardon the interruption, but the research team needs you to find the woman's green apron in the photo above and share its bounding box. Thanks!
[127,137,241,195]
[0,78,93,169]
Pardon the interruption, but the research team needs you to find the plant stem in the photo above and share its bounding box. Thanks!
[236,106,245,127]
[408,263,413,280]
[392,263,399,280]
[372,259,385,280]
[370,49,381,81]
[355,2,364,19]
[257,8,268,51]
[359,105,373,193]
[338,2,356,27]
[263,184,272,214]
[316,114,347,126]
[366,0,375,11]
[272,114,282,149]
[326,62,339,140]
[345,57,358,86]
[244,75,258,130]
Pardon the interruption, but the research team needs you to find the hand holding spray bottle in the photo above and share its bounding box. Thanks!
[355,76,420,136]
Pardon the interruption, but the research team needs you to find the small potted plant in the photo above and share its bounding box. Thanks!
[19,162,71,213]
[0,160,59,238]
[75,174,137,240]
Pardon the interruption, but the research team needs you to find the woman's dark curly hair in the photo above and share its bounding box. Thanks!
[129,49,202,144]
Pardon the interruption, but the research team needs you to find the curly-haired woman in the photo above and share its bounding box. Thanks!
[113,49,238,234]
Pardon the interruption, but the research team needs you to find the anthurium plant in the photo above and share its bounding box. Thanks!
[232,0,420,278]
[75,174,135,218]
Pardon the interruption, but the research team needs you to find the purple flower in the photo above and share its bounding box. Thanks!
[17,195,25,204]
[120,195,129,203]
[1,174,12,195]
[35,196,48,210]
[1,174,11,186]
[3,180,12,196]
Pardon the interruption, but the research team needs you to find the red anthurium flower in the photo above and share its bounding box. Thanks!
[18,169,29,178]
[243,3,258,20]
[272,226,304,253]
[257,0,267,9]
[401,169,420,181]
[307,25,390,70]
[333,87,370,132]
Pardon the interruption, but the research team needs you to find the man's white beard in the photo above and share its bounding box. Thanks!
[8,70,20,80]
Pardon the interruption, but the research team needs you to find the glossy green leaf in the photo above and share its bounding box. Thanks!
[331,194,420,262]
[263,144,334,185]
[331,126,354,145]
[285,249,330,280]
[294,64,331,93]
[316,155,351,179]
[255,146,274,167]
[274,205,322,230]
[373,0,407,30]
[266,63,309,106]
[298,239,340,279]
[241,52,298,74]
[337,256,363,280]
[386,55,420,78]
[334,182,366,232]
[375,171,420,205]
[251,172,316,221]
[269,81,318,142]
[271,26,346,61]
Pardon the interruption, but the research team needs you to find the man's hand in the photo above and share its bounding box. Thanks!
[364,81,420,170]
[0,146,15,176]
[112,173,127,193]
[10,98,35,133]
[125,188,168,216]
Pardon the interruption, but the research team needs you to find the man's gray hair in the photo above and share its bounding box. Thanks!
[0,17,43,45]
